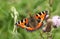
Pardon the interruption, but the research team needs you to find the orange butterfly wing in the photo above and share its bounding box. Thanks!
[16,11,48,31]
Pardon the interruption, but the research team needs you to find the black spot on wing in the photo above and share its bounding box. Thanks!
[37,17,41,23]
[15,21,20,26]
[18,21,20,24]
[24,23,26,25]
[26,23,30,27]
[38,17,41,19]
[36,14,38,16]
[21,20,23,23]
[38,12,41,15]
[15,21,20,25]
[25,19,26,21]
[42,11,44,14]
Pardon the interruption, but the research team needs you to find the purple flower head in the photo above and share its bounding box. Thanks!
[52,16,60,27]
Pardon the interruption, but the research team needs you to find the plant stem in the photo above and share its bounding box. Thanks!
[11,6,18,33]
[49,0,53,17]
[39,31,44,39]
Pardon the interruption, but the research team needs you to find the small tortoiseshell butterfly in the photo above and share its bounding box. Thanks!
[16,11,48,31]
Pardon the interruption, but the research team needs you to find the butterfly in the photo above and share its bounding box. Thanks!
[16,11,48,31]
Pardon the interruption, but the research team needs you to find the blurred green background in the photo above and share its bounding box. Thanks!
[0,0,60,39]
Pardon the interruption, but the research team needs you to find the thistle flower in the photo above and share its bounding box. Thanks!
[52,16,60,28]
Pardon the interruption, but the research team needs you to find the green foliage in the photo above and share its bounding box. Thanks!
[0,0,60,39]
